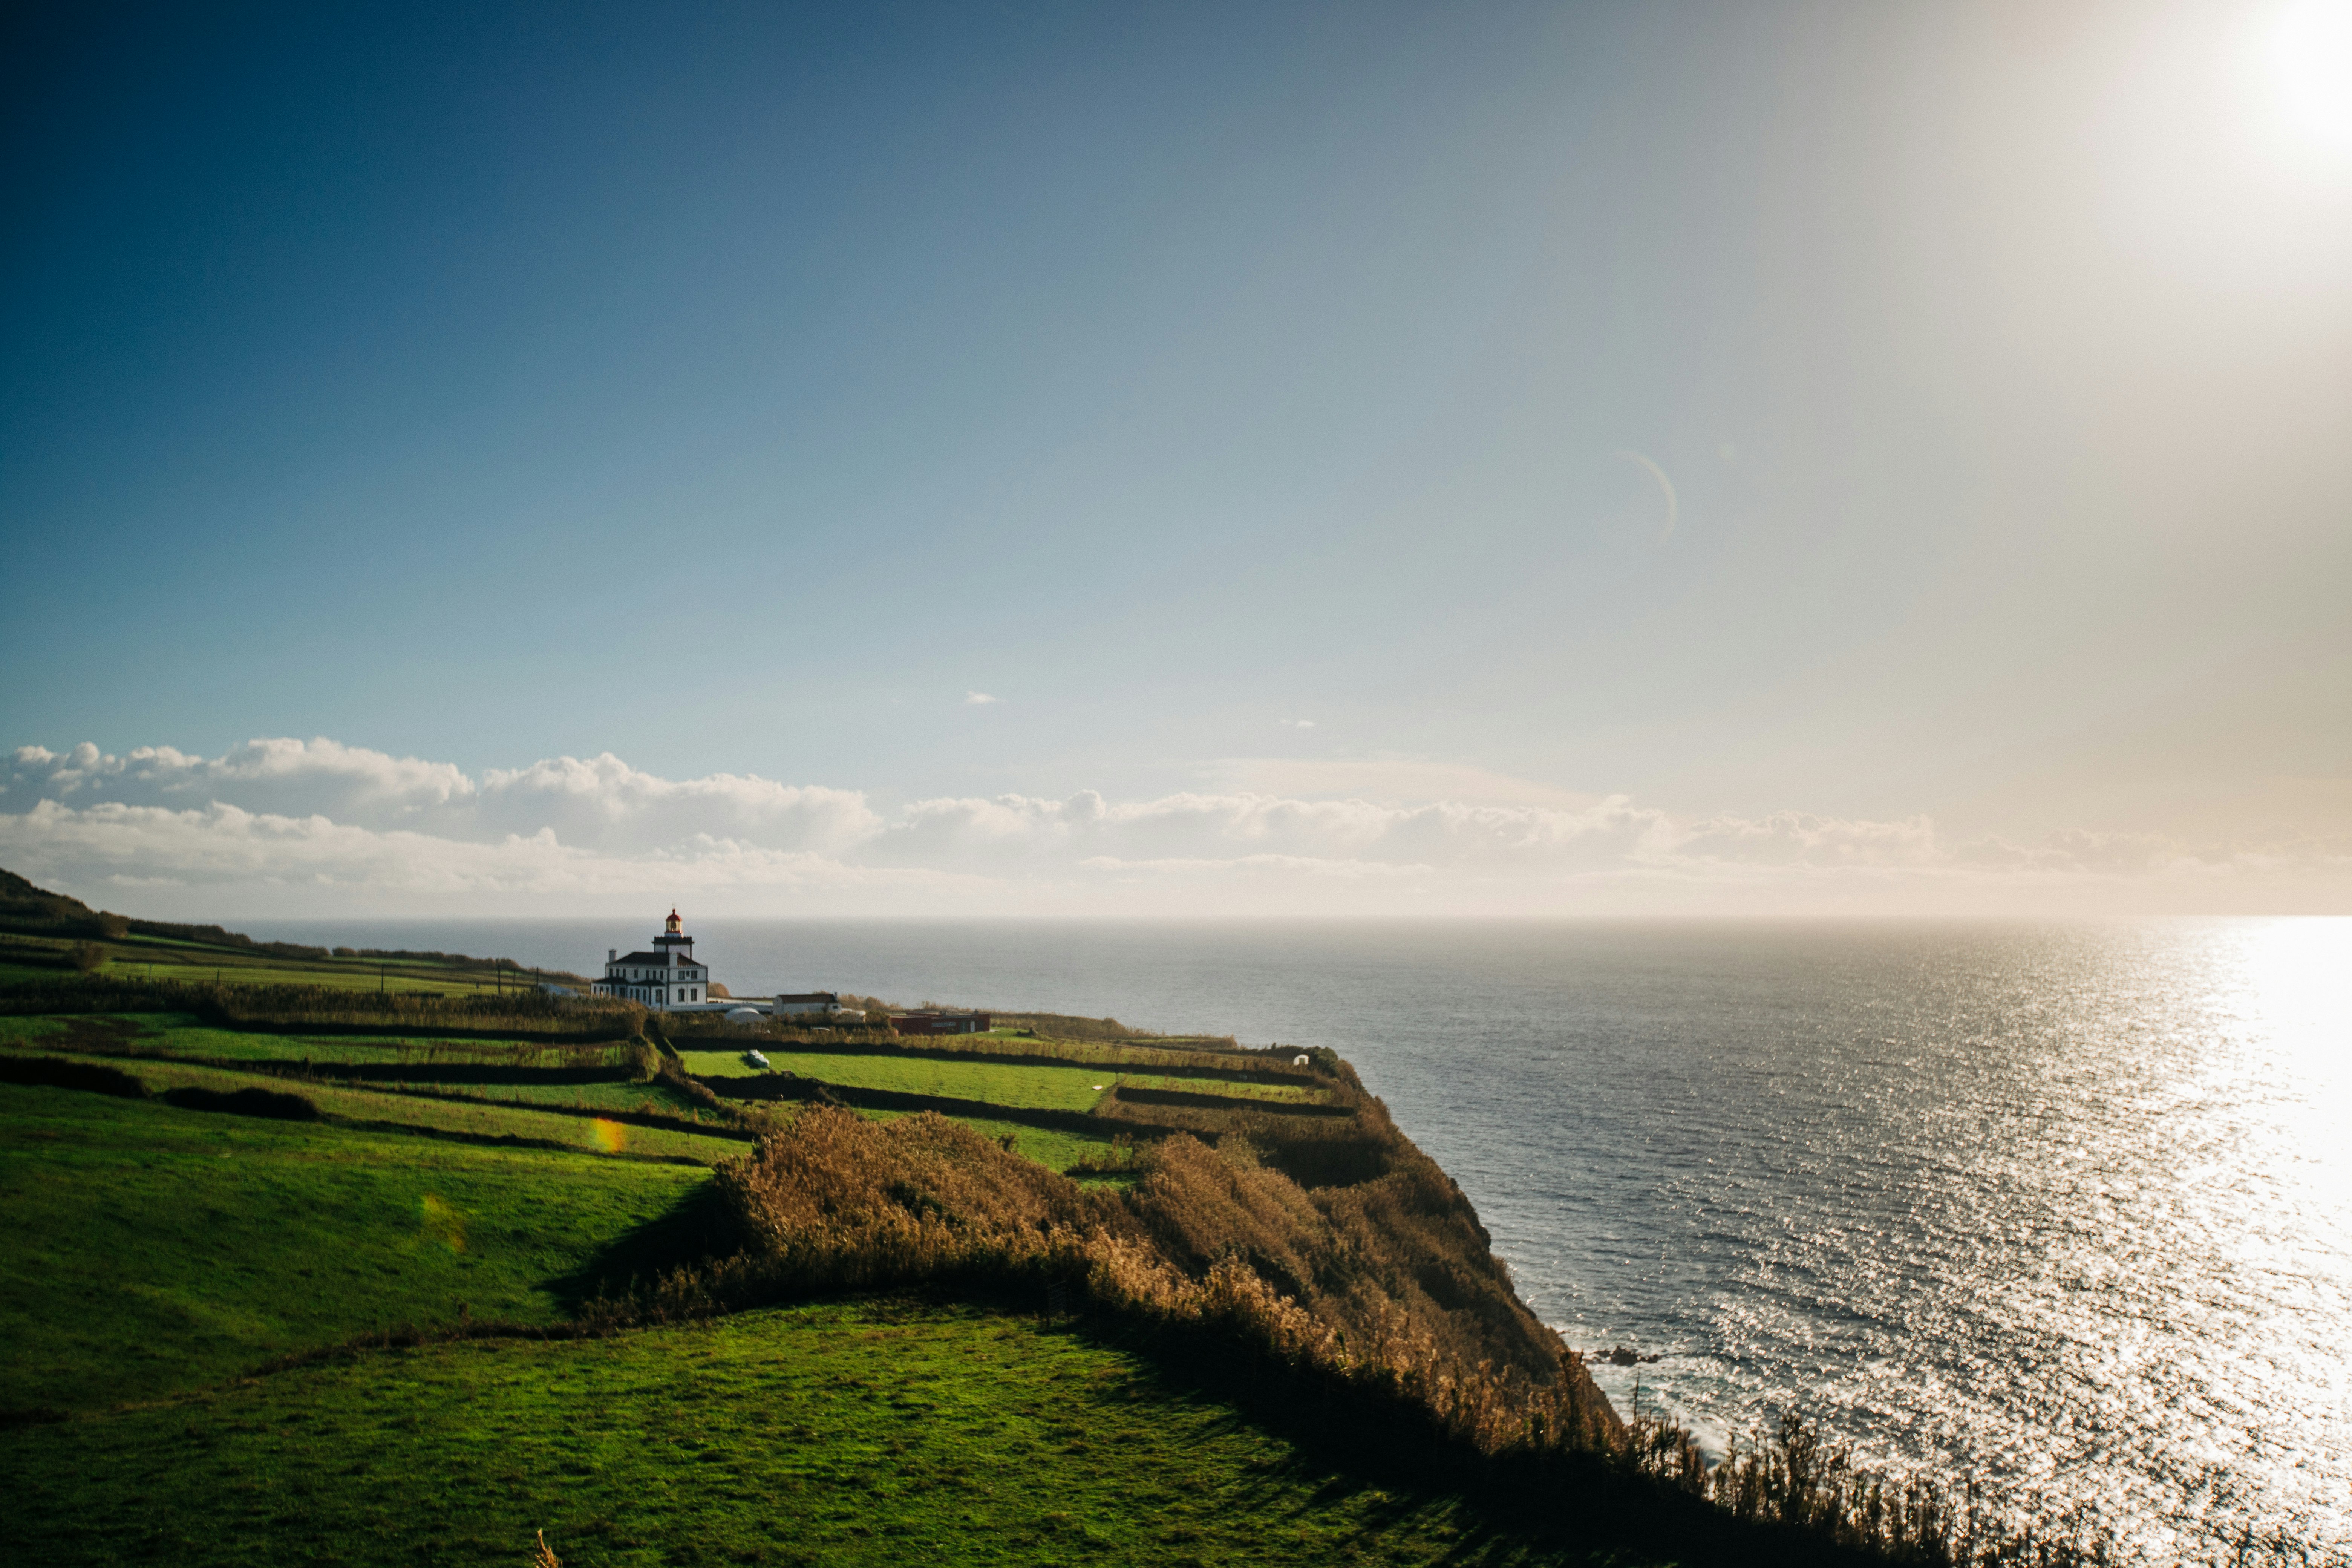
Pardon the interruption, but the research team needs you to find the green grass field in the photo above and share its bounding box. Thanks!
[0,989,1760,1568]
[0,1032,1672,1568]
[5,924,550,997]
[0,1083,710,1414]
[0,1298,1658,1568]
[1116,1073,1329,1104]
[680,1050,1119,1110]
[1,1046,746,1163]
[407,1078,709,1116]
[0,1013,631,1067]
[680,1050,1331,1111]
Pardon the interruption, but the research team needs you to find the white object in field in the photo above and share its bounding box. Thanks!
[834,1008,865,1022]
[743,1049,770,1069]
[726,1006,764,1026]
[1294,1054,1309,1066]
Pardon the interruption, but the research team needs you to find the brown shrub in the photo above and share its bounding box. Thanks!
[713,1108,1114,1295]
[697,1107,1620,1459]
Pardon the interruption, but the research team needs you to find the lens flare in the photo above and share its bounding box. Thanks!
[420,1192,467,1253]
[2270,0,2352,152]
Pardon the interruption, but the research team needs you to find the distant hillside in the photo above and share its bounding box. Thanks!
[0,866,593,988]
[0,866,324,956]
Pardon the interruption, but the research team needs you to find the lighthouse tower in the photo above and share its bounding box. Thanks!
[589,909,710,1011]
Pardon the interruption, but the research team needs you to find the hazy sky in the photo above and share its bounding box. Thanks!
[5,0,2349,917]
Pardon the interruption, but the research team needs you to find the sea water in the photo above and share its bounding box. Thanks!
[260,916,2352,1557]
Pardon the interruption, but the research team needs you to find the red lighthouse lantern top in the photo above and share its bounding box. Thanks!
[665,908,682,934]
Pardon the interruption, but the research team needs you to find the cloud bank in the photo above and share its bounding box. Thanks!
[4,738,2344,918]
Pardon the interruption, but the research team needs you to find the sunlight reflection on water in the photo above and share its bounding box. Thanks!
[1460,918,2352,1560]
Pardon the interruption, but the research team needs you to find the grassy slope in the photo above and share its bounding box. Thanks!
[0,1083,709,1413]
[0,1009,1754,1568]
[679,1050,1330,1110]
[0,1013,342,1060]
[0,1299,1661,1568]
[0,1014,638,1067]
[3,1046,746,1162]
[3,925,550,996]
[679,1050,1119,1109]
[853,1106,1119,1174]
[410,1078,710,1116]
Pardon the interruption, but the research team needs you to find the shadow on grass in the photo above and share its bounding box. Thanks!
[547,1178,742,1314]
[516,1165,1867,1568]
[534,1199,1875,1568]
[1030,1303,1875,1568]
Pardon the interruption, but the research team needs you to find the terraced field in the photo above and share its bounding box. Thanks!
[0,1082,709,1413]
[679,1047,1332,1111]
[0,1013,630,1067]
[0,924,560,998]
[0,1007,1672,1568]
[679,1049,1120,1109]
[853,1106,1123,1174]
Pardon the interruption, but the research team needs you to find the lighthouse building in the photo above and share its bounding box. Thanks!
[591,909,714,1011]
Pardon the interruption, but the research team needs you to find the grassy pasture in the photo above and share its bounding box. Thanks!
[5,926,545,997]
[0,1298,1664,1568]
[0,1083,709,1414]
[734,1028,1312,1081]
[0,1011,649,1086]
[680,1049,1119,1110]
[682,1049,1332,1112]
[400,1077,709,1117]
[2,1046,746,1163]
[0,1013,632,1067]
[1119,1072,1329,1104]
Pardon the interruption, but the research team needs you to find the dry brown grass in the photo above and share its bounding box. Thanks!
[646,1106,1620,1461]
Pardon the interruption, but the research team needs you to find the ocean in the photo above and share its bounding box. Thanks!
[257,915,2352,1558]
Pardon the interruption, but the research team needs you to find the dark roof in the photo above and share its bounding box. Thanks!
[775,992,839,1003]
[610,951,702,967]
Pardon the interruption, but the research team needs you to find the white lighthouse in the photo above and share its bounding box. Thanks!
[589,908,712,1011]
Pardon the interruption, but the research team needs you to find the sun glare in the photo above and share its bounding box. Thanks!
[2269,0,2352,152]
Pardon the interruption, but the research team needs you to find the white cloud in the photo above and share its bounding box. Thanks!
[4,736,2347,918]
[965,692,1000,706]
[6,738,476,827]
[1206,757,1600,808]
[1672,810,1944,868]
[4,741,879,855]
[476,753,879,853]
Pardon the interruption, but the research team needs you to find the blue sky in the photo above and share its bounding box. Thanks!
[5,0,2350,915]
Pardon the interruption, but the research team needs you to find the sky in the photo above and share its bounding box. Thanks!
[3,0,2350,918]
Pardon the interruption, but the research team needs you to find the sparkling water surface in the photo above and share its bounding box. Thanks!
[263,916,2352,1556]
